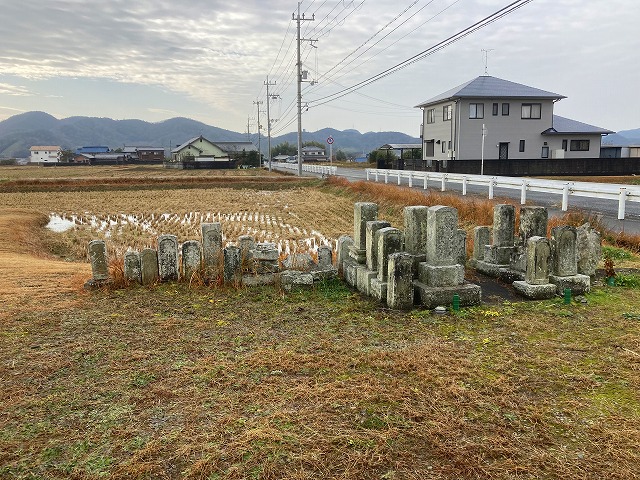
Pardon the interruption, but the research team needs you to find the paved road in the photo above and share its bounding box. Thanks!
[277,165,640,235]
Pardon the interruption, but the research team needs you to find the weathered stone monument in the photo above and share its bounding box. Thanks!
[386,252,415,310]
[223,245,241,284]
[512,236,557,299]
[140,248,159,285]
[576,223,602,276]
[549,226,590,294]
[475,204,517,277]
[181,240,202,283]
[413,206,481,308]
[85,239,110,288]
[124,251,141,284]
[508,206,548,280]
[202,223,223,283]
[370,227,404,301]
[158,234,179,282]
[344,202,378,287]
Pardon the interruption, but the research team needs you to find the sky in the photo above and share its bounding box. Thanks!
[0,0,638,137]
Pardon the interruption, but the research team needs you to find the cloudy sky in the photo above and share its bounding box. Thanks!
[0,0,638,136]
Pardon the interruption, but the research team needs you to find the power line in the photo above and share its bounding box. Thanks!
[308,0,535,108]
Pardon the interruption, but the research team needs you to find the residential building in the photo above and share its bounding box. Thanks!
[30,146,62,163]
[76,146,109,155]
[416,76,612,162]
[170,136,257,168]
[123,146,165,162]
[301,146,328,162]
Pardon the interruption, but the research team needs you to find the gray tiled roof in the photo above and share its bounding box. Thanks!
[379,143,422,150]
[213,141,257,153]
[415,76,566,107]
[542,115,614,135]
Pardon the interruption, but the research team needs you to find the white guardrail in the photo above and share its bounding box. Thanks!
[272,162,337,176]
[365,168,640,220]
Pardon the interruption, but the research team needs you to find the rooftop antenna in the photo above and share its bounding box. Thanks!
[481,48,494,75]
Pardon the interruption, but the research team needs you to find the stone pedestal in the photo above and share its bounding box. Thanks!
[414,282,482,309]
[549,274,591,295]
[512,281,557,299]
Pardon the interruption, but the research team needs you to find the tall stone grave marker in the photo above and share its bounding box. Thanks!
[124,251,142,284]
[158,234,179,282]
[549,226,590,294]
[182,240,202,283]
[513,236,556,299]
[140,248,159,285]
[202,223,223,282]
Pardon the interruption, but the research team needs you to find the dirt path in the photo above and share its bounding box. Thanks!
[0,209,89,320]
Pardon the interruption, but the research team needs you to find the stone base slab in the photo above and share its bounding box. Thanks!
[242,273,276,286]
[279,270,314,291]
[474,260,508,278]
[311,268,338,282]
[418,263,464,287]
[512,281,556,299]
[413,281,481,309]
[370,278,388,301]
[549,274,591,295]
[499,268,525,283]
[356,266,377,295]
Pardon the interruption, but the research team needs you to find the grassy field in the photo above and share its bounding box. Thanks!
[1,166,640,479]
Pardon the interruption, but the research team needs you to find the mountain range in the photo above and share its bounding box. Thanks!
[601,128,640,146]
[0,111,420,159]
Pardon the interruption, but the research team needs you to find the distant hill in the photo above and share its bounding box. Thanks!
[0,111,420,159]
[602,128,640,146]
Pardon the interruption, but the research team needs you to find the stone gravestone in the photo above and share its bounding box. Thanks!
[182,240,202,283]
[140,248,159,285]
[386,252,415,310]
[576,223,602,276]
[403,206,429,255]
[238,235,255,272]
[366,220,391,272]
[475,204,516,277]
[223,245,242,284]
[124,251,142,284]
[348,202,378,264]
[88,240,109,281]
[414,206,481,308]
[85,239,110,288]
[549,226,590,295]
[202,223,223,283]
[158,234,179,282]
[508,206,548,280]
[370,227,403,301]
[471,226,491,266]
[317,245,333,269]
[513,236,556,299]
[336,235,354,277]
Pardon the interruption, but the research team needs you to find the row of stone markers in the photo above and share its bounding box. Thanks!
[85,223,337,290]
[336,202,481,310]
[470,204,600,299]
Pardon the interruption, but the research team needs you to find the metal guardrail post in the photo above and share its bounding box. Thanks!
[397,172,401,185]
[462,177,467,196]
[375,171,379,182]
[521,180,527,205]
[366,170,370,181]
[562,184,569,211]
[423,174,428,190]
[441,175,446,192]
[384,171,389,184]
[619,188,627,220]
[408,172,413,188]
[489,177,495,199]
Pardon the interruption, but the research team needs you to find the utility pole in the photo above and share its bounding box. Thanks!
[246,116,251,142]
[264,77,277,172]
[253,99,263,164]
[293,2,314,176]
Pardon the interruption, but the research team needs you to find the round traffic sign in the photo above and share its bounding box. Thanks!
[326,136,334,144]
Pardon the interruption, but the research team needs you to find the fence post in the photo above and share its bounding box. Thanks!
[618,187,627,220]
[441,175,446,192]
[489,177,495,199]
[408,172,413,188]
[521,180,527,205]
[397,172,401,185]
[384,171,389,184]
[462,177,467,196]
[366,169,370,181]
[423,174,428,190]
[562,184,569,211]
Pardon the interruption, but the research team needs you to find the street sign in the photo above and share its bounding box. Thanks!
[326,136,334,144]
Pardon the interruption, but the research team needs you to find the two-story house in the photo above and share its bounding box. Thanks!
[170,135,257,168]
[30,146,62,163]
[416,76,612,163]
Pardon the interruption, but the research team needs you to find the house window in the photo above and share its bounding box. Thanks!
[541,146,549,158]
[448,141,452,151]
[519,140,525,152]
[570,139,590,151]
[443,105,452,121]
[424,140,434,157]
[426,108,435,124]
[521,103,541,119]
[562,139,568,151]
[469,103,484,119]
[492,103,498,116]
[442,141,446,154]
[502,103,510,116]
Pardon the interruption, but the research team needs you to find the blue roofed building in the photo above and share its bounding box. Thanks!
[416,76,612,162]
[75,146,110,155]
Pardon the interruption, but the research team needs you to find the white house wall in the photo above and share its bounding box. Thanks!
[420,101,457,161]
